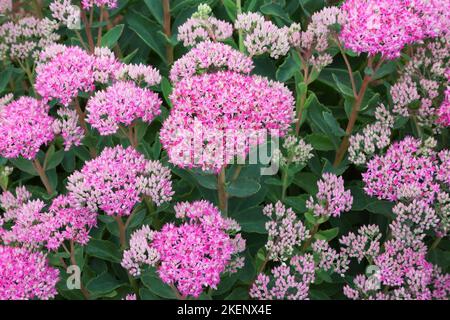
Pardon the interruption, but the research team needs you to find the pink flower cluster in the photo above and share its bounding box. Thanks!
[50,0,80,29]
[250,254,315,300]
[0,245,59,300]
[235,12,290,59]
[81,0,117,9]
[306,173,353,218]
[67,145,173,216]
[0,97,54,160]
[161,71,294,172]
[263,201,309,262]
[36,45,121,106]
[122,201,245,298]
[340,0,450,59]
[85,81,162,135]
[1,191,97,250]
[363,137,440,203]
[169,41,254,83]
[115,63,161,86]
[0,16,59,61]
[391,38,449,129]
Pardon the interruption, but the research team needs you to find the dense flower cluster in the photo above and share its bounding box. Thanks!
[161,71,294,172]
[0,245,59,300]
[250,254,315,300]
[67,146,173,216]
[263,202,309,262]
[1,192,97,250]
[306,173,353,218]
[390,37,449,129]
[36,45,120,106]
[169,41,254,83]
[122,201,245,297]
[0,16,59,62]
[235,12,290,59]
[0,0,11,14]
[52,107,84,150]
[363,137,439,203]
[343,239,450,300]
[438,73,450,126]
[177,4,232,47]
[340,0,450,59]
[0,97,54,160]
[86,81,162,135]
[349,104,394,165]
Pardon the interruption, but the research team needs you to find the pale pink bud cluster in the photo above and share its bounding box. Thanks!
[0,0,11,14]
[169,41,254,83]
[349,104,394,165]
[50,0,80,29]
[0,97,54,160]
[122,201,245,298]
[263,201,309,262]
[52,107,84,150]
[0,16,59,62]
[0,186,31,222]
[250,254,315,300]
[66,145,173,216]
[306,173,353,218]
[363,136,440,203]
[288,7,345,69]
[81,0,117,9]
[0,245,59,300]
[276,135,314,167]
[235,12,290,59]
[161,71,294,172]
[178,16,233,47]
[390,38,449,129]
[85,81,162,135]
[340,0,450,59]
[115,63,161,86]
[339,225,381,264]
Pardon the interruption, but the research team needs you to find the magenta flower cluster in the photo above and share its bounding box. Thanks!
[67,145,174,216]
[340,0,449,59]
[306,173,353,218]
[122,201,245,298]
[161,70,294,172]
[86,81,162,135]
[0,97,54,160]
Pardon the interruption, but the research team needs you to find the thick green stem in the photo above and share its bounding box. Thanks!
[295,85,307,135]
[281,168,289,200]
[217,167,228,216]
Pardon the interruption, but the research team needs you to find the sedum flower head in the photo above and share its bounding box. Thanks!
[0,245,59,300]
[306,173,353,218]
[340,0,449,59]
[67,145,173,216]
[86,81,162,135]
[0,97,54,160]
[161,71,294,172]
[169,41,254,83]
[122,201,245,298]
